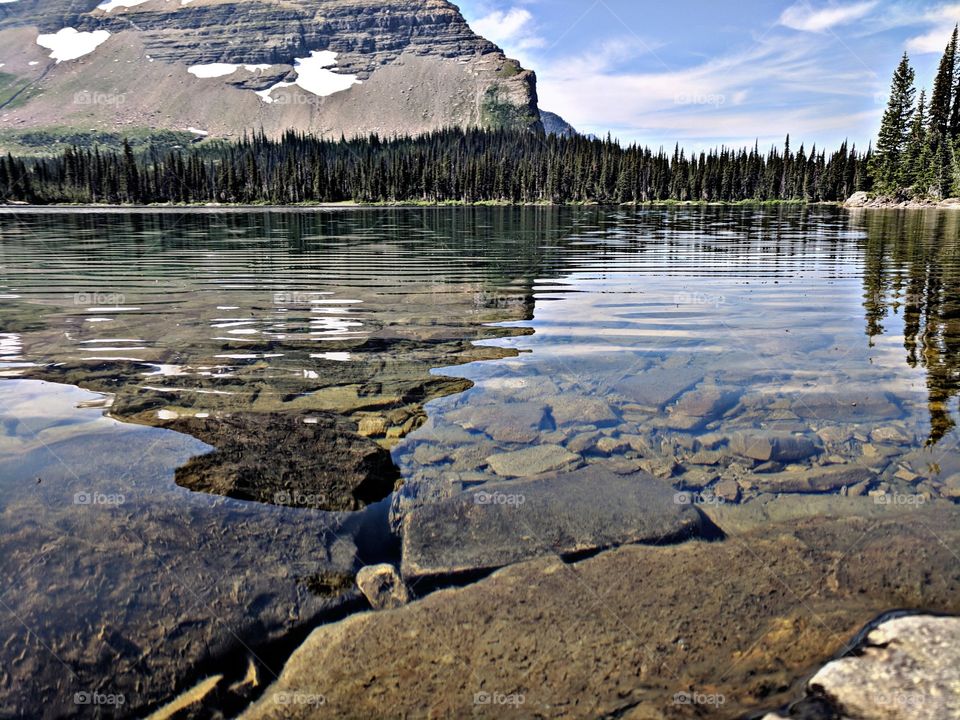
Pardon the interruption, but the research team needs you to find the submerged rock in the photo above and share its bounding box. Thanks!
[242,508,960,720]
[356,564,410,610]
[170,413,401,512]
[400,468,703,580]
[485,444,580,477]
[754,465,874,493]
[729,431,821,462]
[444,401,549,443]
[612,365,703,411]
[544,395,619,427]
[665,384,740,430]
[791,390,903,423]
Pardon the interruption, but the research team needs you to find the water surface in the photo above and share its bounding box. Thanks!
[0,206,958,716]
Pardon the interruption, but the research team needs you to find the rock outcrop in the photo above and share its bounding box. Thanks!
[241,505,960,720]
[845,191,960,209]
[0,0,542,148]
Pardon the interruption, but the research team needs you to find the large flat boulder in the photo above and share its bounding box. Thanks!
[241,508,960,720]
[729,431,821,462]
[400,468,703,580]
[485,444,580,477]
[790,389,903,422]
[612,365,703,411]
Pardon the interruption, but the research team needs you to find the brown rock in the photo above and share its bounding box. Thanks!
[356,564,410,610]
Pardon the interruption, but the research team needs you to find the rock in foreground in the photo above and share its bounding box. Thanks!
[242,507,960,720]
[400,468,704,580]
[807,614,960,720]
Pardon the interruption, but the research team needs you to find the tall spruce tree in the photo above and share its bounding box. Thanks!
[904,89,928,189]
[870,52,916,194]
[926,26,958,197]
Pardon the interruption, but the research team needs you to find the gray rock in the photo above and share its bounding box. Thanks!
[400,468,703,580]
[791,390,902,423]
[844,190,871,207]
[566,430,603,454]
[730,432,821,463]
[486,444,580,477]
[714,479,741,503]
[613,366,703,411]
[356,564,410,610]
[665,385,740,430]
[445,402,548,444]
[808,615,960,719]
[545,396,618,427]
[870,425,913,444]
[755,465,875,493]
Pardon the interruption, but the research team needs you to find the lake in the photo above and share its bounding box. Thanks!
[0,205,958,717]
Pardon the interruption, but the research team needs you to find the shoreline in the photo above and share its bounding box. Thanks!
[844,191,960,210]
[2,199,838,212]
[2,198,959,211]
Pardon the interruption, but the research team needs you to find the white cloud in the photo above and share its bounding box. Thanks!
[779,1,878,32]
[469,6,545,57]
[904,4,960,53]
[534,30,879,148]
[472,7,534,42]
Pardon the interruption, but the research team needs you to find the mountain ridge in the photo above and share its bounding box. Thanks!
[0,0,556,149]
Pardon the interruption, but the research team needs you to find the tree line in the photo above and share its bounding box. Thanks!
[871,26,960,198]
[1,127,869,206]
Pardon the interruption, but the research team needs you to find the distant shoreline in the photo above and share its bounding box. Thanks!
[0,199,836,212]
[4,198,958,211]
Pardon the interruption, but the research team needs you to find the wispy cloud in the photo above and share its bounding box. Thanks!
[904,3,960,53]
[534,30,879,148]
[470,7,545,50]
[779,1,878,32]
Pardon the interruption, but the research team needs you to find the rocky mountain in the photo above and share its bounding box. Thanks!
[541,109,577,137]
[0,0,555,150]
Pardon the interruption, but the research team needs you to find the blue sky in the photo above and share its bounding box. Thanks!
[456,0,960,151]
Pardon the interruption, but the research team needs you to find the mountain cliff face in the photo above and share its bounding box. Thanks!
[0,0,542,149]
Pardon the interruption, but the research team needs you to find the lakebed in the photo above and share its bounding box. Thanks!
[0,205,958,718]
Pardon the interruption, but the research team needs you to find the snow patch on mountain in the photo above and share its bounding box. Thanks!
[188,63,272,78]
[36,28,111,62]
[256,51,360,103]
[97,0,150,12]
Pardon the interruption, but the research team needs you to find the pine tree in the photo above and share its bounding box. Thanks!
[870,52,916,195]
[925,26,958,197]
[904,89,928,189]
